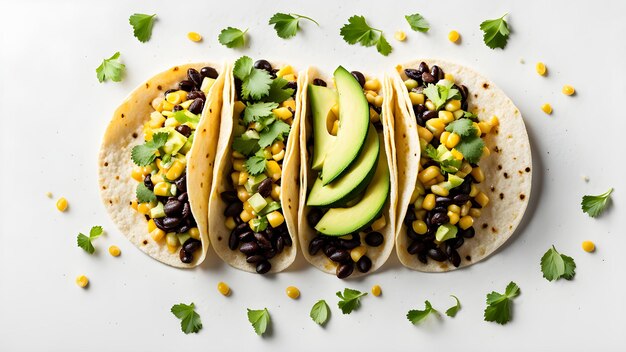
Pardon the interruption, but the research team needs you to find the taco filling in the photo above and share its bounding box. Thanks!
[303,66,392,279]
[129,66,219,264]
[400,62,498,267]
[219,58,297,274]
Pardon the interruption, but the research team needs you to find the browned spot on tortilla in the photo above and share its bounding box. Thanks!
[145,83,149,89]
[200,182,203,188]
[439,263,449,269]
[490,186,495,192]
[465,255,472,261]
[479,247,486,255]
[121,113,125,118]
[209,109,213,113]
[157,85,162,90]
[109,200,113,204]
[509,225,513,229]
[104,162,109,167]
[403,133,406,138]
[288,205,292,209]
[203,129,206,133]
[173,67,179,71]
[525,167,531,172]
[520,194,526,200]
[482,223,488,229]
[115,176,119,180]
[217,236,222,241]
[499,193,504,200]
[474,94,478,98]
[503,172,509,178]
[493,146,500,153]
[129,201,132,205]
[518,170,523,175]
[482,83,489,89]
[102,186,107,190]
[132,132,138,138]
[205,153,209,158]
[497,164,503,170]
[143,240,148,245]
[491,227,497,233]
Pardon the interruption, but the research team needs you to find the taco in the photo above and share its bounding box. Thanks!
[99,62,227,268]
[298,66,397,279]
[208,57,301,274]
[391,59,532,272]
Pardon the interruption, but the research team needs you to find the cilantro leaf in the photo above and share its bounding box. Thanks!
[455,135,485,164]
[245,156,267,176]
[480,14,510,49]
[484,281,520,325]
[131,132,169,166]
[581,188,613,218]
[445,295,461,317]
[243,102,278,125]
[269,13,319,39]
[90,226,103,239]
[233,56,254,81]
[446,119,477,138]
[405,13,430,33]
[247,308,270,336]
[407,300,439,324]
[96,52,125,83]
[259,120,290,147]
[136,183,156,203]
[218,27,248,48]
[242,68,273,100]
[423,81,460,110]
[265,78,295,104]
[340,15,392,56]
[77,226,103,254]
[424,144,461,174]
[129,13,156,43]
[310,300,330,326]
[336,288,367,314]
[232,137,260,156]
[171,303,202,334]
[541,246,576,281]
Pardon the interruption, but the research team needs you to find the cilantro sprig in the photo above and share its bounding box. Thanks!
[131,132,168,166]
[269,13,319,39]
[541,246,576,281]
[445,295,461,317]
[136,183,156,203]
[218,27,248,48]
[310,300,330,326]
[129,13,156,43]
[484,281,520,325]
[444,119,484,164]
[96,52,125,83]
[337,288,367,314]
[405,13,430,33]
[423,81,461,110]
[581,188,613,218]
[244,156,267,176]
[480,14,510,49]
[247,308,270,336]
[340,15,392,56]
[77,226,103,254]
[171,303,202,334]
[233,56,273,100]
[407,300,439,324]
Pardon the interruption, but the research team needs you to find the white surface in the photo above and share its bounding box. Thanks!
[1,0,624,350]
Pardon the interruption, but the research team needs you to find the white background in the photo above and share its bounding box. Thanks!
[1,0,624,350]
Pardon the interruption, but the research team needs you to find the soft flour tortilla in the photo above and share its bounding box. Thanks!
[297,67,397,277]
[208,61,300,273]
[391,59,532,272]
[99,62,227,268]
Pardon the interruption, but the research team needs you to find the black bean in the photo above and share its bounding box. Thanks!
[446,236,464,249]
[404,68,423,83]
[338,234,360,250]
[307,209,323,228]
[336,262,354,279]
[365,232,384,247]
[308,237,325,255]
[200,66,218,79]
[253,59,273,72]
[178,80,195,92]
[433,206,447,214]
[404,207,417,226]
[427,247,447,262]
[270,69,278,79]
[162,217,182,229]
[418,62,429,74]
[239,231,255,242]
[187,68,203,88]
[275,235,284,253]
[312,78,327,87]
[174,125,192,139]
[406,226,420,241]
[435,196,452,207]
[329,249,350,263]
[257,178,273,198]
[179,249,193,263]
[422,110,438,121]
[187,90,206,101]
[460,226,475,238]
[422,72,436,84]
[430,212,449,226]
[153,217,167,231]
[254,232,272,250]
[457,180,472,196]
[356,256,372,273]
[431,65,444,80]
[178,224,191,234]
[256,260,271,274]
[323,245,337,257]
[246,255,265,263]
[232,222,249,235]
[417,251,428,264]
[224,202,243,217]
[176,192,187,202]
[143,174,153,190]
[183,238,201,253]
[240,242,259,255]
[188,98,204,114]
[286,81,297,91]
[459,85,469,102]
[446,245,461,267]
[164,199,184,217]
[351,71,366,87]
[407,240,425,255]
[280,229,293,247]
[453,194,470,205]
[172,105,183,112]
[220,191,238,203]
[174,176,187,194]
[228,230,239,250]
[470,199,483,209]
[263,248,277,259]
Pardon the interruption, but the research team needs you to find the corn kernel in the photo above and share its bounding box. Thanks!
[415,209,427,220]
[562,85,575,96]
[409,92,425,105]
[460,203,471,216]
[374,95,384,107]
[217,281,231,296]
[271,184,281,200]
[482,146,491,158]
[371,285,382,297]
[75,275,89,288]
[478,121,492,135]
[582,241,595,253]
[270,141,285,155]
[137,202,151,215]
[56,197,68,212]
[425,100,436,111]
[489,116,499,127]
[446,133,461,149]
[276,65,294,78]
[230,172,240,185]
[238,171,249,186]
[267,210,285,228]
[475,192,490,207]
[426,118,445,136]
[445,100,461,112]
[130,200,138,210]
[153,182,171,196]
[412,220,428,235]
[541,103,553,115]
[453,110,464,119]
[166,160,185,181]
[469,208,482,218]
[331,103,340,118]
[394,30,407,41]
[150,228,166,242]
[536,62,547,76]
[167,244,177,253]
[471,166,485,183]
[273,150,285,161]
[417,126,433,143]
[281,99,296,110]
[152,97,164,111]
[371,215,386,231]
[418,165,441,183]
[187,31,202,42]
[444,73,455,82]
[147,219,157,233]
[223,216,236,231]
[273,107,293,120]
[469,184,479,197]
[448,204,461,214]
[459,216,474,230]
[350,246,367,262]
[422,194,436,210]
[448,30,460,43]
[233,159,245,172]
[166,232,178,247]
[266,160,281,181]
[233,101,246,117]
[243,201,255,215]
[286,286,300,299]
[404,79,418,90]
[364,79,381,91]
[108,245,121,257]
[431,184,449,196]
[369,107,380,123]
[237,187,251,202]
[440,131,451,146]
[451,148,464,160]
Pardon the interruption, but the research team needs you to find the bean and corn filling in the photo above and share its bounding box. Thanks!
[401,62,497,267]
[130,66,219,264]
[220,59,296,275]
[307,72,387,279]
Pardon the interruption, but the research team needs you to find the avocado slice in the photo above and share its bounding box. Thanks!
[320,66,369,185]
[315,133,390,236]
[308,84,338,170]
[307,124,379,207]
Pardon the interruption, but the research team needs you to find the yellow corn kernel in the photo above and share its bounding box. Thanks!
[75,275,89,288]
[371,215,386,231]
[446,133,461,149]
[460,203,471,216]
[405,79,419,90]
[451,148,464,161]
[273,107,293,120]
[137,202,152,215]
[331,119,339,135]
[475,192,490,207]
[364,79,381,91]
[276,65,294,78]
[163,117,179,128]
[147,219,157,233]
[371,284,382,296]
[270,141,285,155]
[425,100,436,111]
[448,211,460,225]
[426,118,445,136]
[562,85,575,96]
[238,171,249,186]
[130,200,138,210]
[189,227,200,240]
[370,107,380,123]
[489,116,499,127]
[231,151,247,160]
[243,201,255,215]
[350,246,367,262]
[394,30,407,41]
[271,184,281,200]
[233,101,246,117]
[422,194,436,211]
[374,95,384,107]
[217,281,231,296]
[150,228,166,242]
[431,184,449,196]
[469,208,482,218]
[166,92,182,105]
[536,62,547,76]
[482,146,491,158]
[415,209,427,221]
[281,99,296,110]
[412,191,424,208]
[582,241,595,253]
[541,103,553,115]
[165,161,185,181]
[448,30,460,43]
[239,209,253,223]
[148,115,166,130]
[152,97,164,111]
[230,172,240,185]
[469,184,479,197]
[272,150,285,161]
[224,217,236,231]
[153,182,170,197]
[286,286,300,299]
[412,220,428,235]
[471,166,485,183]
[459,216,474,230]
[267,210,285,228]
[108,245,121,257]
[167,244,178,253]
[477,121,492,135]
[233,159,245,172]
[237,187,250,202]
[440,131,451,146]
[445,100,461,112]
[161,100,175,112]
[418,165,441,183]
[366,92,376,105]
[448,204,461,214]
[436,174,445,183]
[165,232,178,247]
[266,160,281,181]
[414,180,425,196]
[409,92,425,105]
[417,126,433,143]
[423,178,438,189]
[473,122,481,136]
[187,31,202,42]
[444,73,455,82]
[56,197,68,212]
[453,110,465,119]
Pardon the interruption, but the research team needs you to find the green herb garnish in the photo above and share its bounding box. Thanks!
[337,288,367,314]
[480,14,510,49]
[581,188,613,218]
[131,132,168,166]
[445,119,477,137]
[265,78,295,103]
[218,27,248,48]
[423,81,461,110]
[484,281,520,325]
[445,295,461,317]
[340,15,392,56]
[171,303,202,334]
[129,13,156,43]
[232,137,260,156]
[541,246,576,281]
[405,13,430,33]
[247,308,270,336]
[258,120,290,148]
[407,300,439,324]
[96,52,125,83]
[444,119,485,164]
[77,226,103,254]
[245,156,267,176]
[233,56,273,100]
[269,13,319,39]
[136,183,156,203]
[243,102,278,125]
[310,300,330,326]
